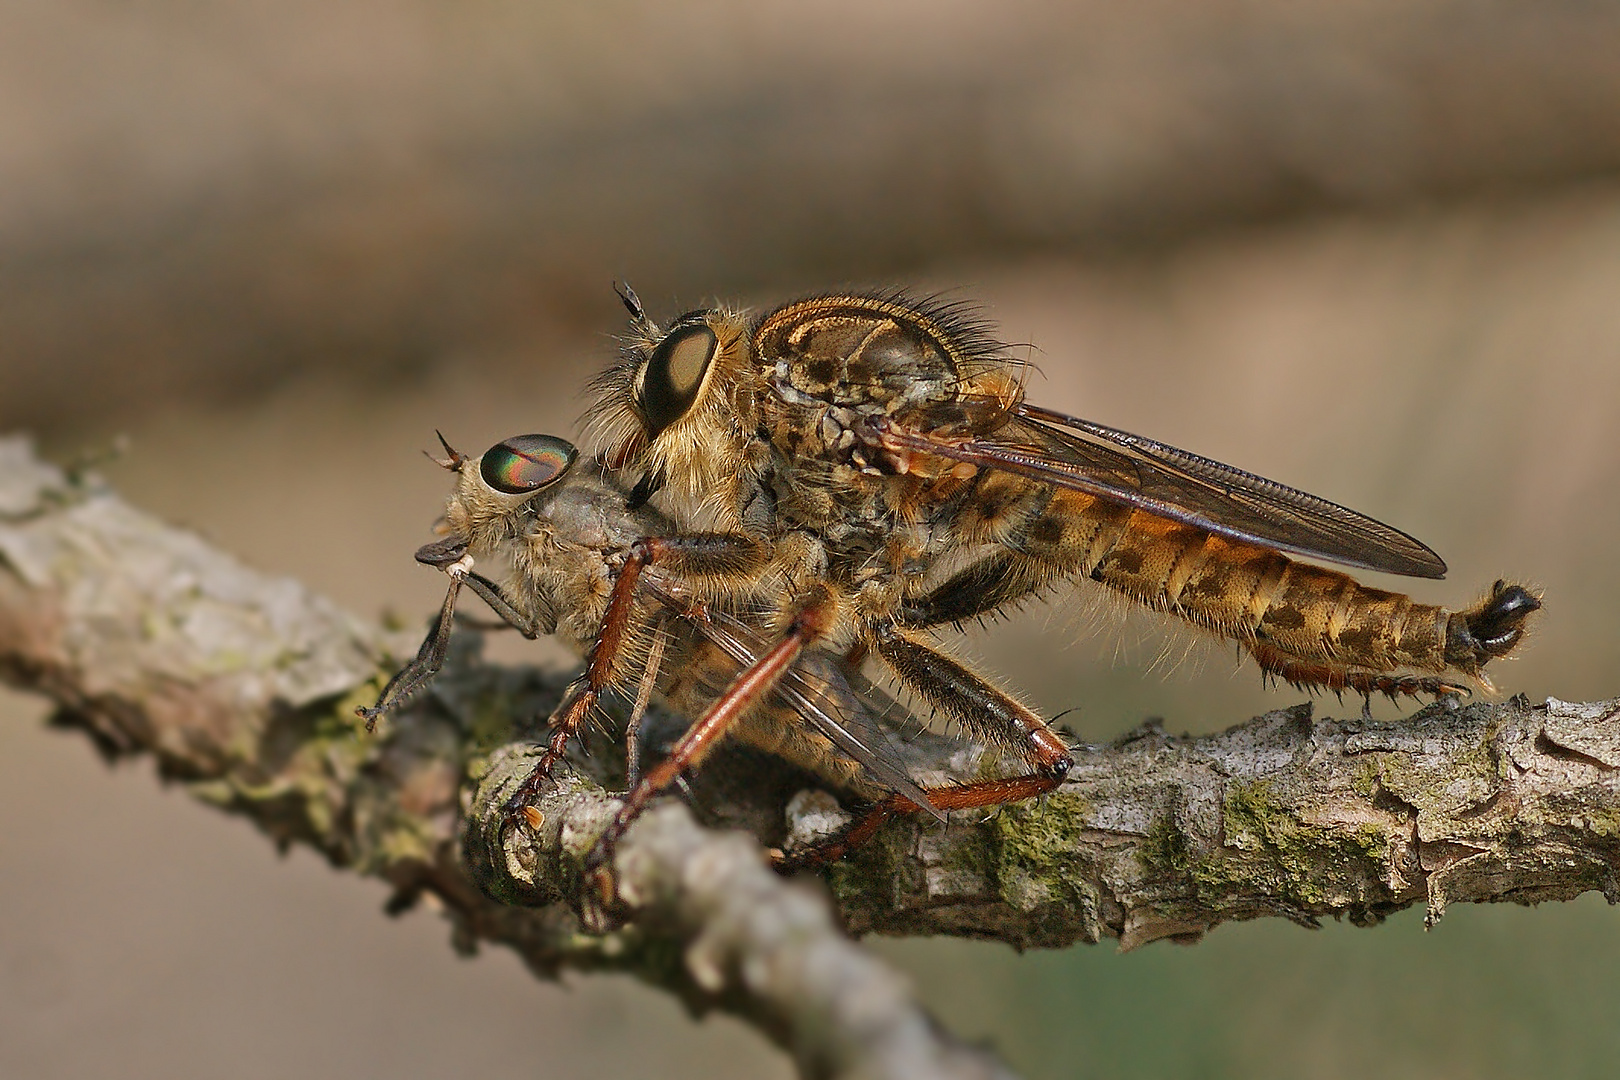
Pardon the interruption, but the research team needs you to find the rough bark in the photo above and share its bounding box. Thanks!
[3,433,1618,1076]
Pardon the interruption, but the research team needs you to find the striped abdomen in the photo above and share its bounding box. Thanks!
[951,475,1538,695]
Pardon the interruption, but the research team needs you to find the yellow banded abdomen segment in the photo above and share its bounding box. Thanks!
[1090,513,1211,606]
[962,485,1464,681]
[1082,511,1453,676]
[1250,561,1446,672]
[1254,562,1359,665]
[1003,487,1134,573]
[1166,534,1292,634]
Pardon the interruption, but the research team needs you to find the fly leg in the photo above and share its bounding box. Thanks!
[359,536,546,730]
[1245,641,1470,699]
[874,624,1073,776]
[890,553,1078,770]
[897,550,1060,629]
[358,567,467,730]
[775,774,1060,871]
[500,533,765,822]
[624,620,667,788]
[772,570,1083,867]
[767,623,1079,869]
[579,588,839,915]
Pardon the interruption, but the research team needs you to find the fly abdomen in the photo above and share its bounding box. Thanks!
[1070,507,1538,694]
[1250,561,1442,671]
[1443,580,1542,677]
[999,485,1134,574]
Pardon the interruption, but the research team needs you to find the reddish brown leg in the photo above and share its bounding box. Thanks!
[1245,641,1469,699]
[761,622,1076,872]
[580,589,838,899]
[774,773,1064,871]
[500,534,762,822]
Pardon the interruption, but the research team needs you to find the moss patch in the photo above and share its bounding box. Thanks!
[987,792,1097,921]
[1578,808,1620,838]
[1138,812,1193,878]
[1194,779,1394,910]
[826,816,915,911]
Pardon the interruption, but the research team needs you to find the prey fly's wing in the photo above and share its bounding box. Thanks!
[645,584,943,819]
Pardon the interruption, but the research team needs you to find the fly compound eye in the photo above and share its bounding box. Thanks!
[479,434,577,494]
[637,321,718,435]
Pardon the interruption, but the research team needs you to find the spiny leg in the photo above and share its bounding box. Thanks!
[897,549,1062,630]
[659,594,945,817]
[1245,640,1468,699]
[873,623,1073,777]
[774,773,1063,872]
[755,623,1077,869]
[624,618,668,789]
[500,533,766,821]
[579,588,839,909]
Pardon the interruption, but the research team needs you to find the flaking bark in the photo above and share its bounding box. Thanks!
[2,434,1617,1076]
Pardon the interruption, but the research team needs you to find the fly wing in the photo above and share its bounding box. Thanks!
[775,650,946,822]
[647,586,943,820]
[872,402,1447,579]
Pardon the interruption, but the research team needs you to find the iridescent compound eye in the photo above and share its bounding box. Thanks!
[638,321,719,435]
[479,434,577,494]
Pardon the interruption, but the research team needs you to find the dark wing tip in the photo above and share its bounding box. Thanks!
[1398,549,1448,580]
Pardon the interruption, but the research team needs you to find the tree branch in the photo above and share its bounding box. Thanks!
[0,435,1009,1080]
[3,433,1617,1073]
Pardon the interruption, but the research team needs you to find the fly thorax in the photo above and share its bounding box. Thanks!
[854,575,906,621]
[767,371,844,462]
[770,529,831,594]
[769,468,838,532]
[771,362,937,475]
[766,312,956,412]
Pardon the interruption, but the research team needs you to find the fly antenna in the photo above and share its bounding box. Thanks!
[427,430,468,471]
[614,281,654,334]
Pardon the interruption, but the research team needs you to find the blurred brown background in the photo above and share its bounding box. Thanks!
[4,2,1620,1078]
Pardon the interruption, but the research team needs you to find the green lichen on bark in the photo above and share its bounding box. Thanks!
[825,816,918,913]
[1208,778,1389,910]
[1138,810,1194,878]
[986,792,1101,927]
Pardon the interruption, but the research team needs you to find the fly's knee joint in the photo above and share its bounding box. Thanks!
[609,538,658,572]
[787,587,839,639]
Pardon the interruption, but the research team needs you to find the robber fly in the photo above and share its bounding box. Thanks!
[359,432,975,882]
[585,287,1540,789]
